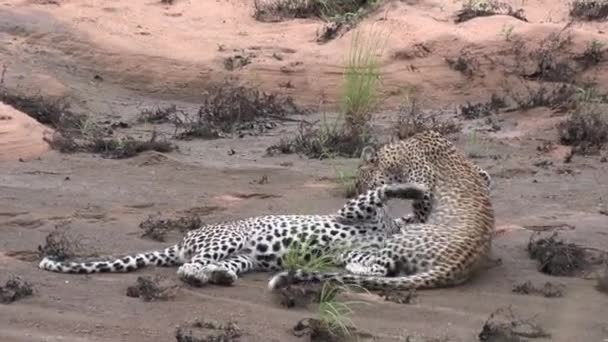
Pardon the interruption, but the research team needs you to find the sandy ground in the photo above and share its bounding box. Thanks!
[0,102,53,161]
[1,0,608,341]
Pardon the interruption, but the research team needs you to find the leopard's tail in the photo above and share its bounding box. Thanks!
[38,245,183,274]
[268,266,464,291]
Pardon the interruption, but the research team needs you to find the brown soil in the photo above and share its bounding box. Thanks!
[1,0,608,341]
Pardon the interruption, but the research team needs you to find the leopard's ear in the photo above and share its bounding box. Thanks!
[360,146,377,164]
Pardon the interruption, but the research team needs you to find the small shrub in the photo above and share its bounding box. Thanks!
[89,132,175,159]
[527,232,589,276]
[524,32,575,83]
[570,0,608,21]
[459,94,507,120]
[446,54,477,77]
[0,89,85,130]
[506,82,576,111]
[393,96,461,139]
[266,118,376,159]
[126,276,178,302]
[0,276,34,304]
[0,84,175,158]
[253,0,379,23]
[378,287,417,304]
[479,307,551,341]
[137,105,180,124]
[37,226,83,261]
[175,318,242,342]
[278,283,323,308]
[293,283,368,341]
[223,53,253,71]
[139,213,204,242]
[455,0,527,23]
[173,83,302,140]
[499,24,515,41]
[575,39,604,69]
[597,264,608,294]
[557,108,608,154]
[512,281,564,298]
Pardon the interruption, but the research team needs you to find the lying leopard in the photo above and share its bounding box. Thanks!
[39,182,428,286]
[269,130,495,290]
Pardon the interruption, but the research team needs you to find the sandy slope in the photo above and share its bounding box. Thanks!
[0,102,53,161]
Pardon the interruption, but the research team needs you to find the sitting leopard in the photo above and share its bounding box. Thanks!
[268,130,495,290]
[38,182,428,287]
[367,148,492,227]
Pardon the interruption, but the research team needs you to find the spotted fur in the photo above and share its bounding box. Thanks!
[39,183,427,287]
[268,130,495,291]
[367,148,492,227]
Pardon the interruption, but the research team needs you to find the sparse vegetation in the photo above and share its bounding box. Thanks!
[0,82,176,158]
[557,86,608,155]
[455,0,527,23]
[464,130,486,159]
[139,213,205,242]
[527,232,589,276]
[597,264,608,294]
[37,225,83,261]
[267,26,384,159]
[459,94,507,120]
[333,166,358,198]
[570,0,608,21]
[224,52,253,71]
[499,24,515,41]
[0,90,83,129]
[378,288,418,304]
[512,281,564,298]
[0,276,34,304]
[253,0,383,34]
[126,276,179,302]
[137,105,180,124]
[174,83,302,140]
[316,283,358,338]
[479,307,551,341]
[88,133,175,159]
[278,283,323,308]
[293,283,367,341]
[575,39,604,69]
[523,31,576,83]
[446,53,477,77]
[506,82,576,111]
[341,25,384,133]
[282,240,339,273]
[393,95,461,139]
[266,117,377,159]
[175,318,242,342]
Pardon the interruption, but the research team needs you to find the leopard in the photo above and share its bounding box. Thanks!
[268,130,495,291]
[377,151,493,228]
[38,182,429,287]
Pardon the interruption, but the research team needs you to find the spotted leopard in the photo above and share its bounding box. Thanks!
[39,182,428,287]
[371,149,492,227]
[268,130,495,290]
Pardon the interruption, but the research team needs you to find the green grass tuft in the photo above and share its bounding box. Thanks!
[341,24,386,133]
